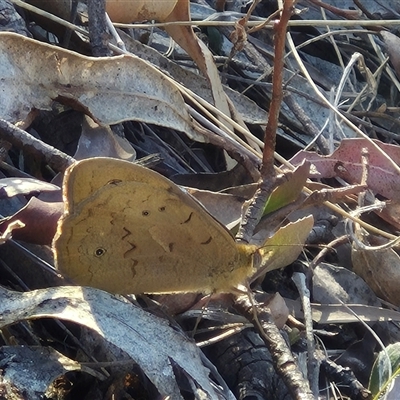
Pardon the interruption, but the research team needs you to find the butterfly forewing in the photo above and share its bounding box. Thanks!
[54,158,255,294]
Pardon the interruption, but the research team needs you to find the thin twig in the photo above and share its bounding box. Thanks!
[0,119,74,172]
[233,293,314,400]
[308,235,349,270]
[236,0,294,244]
[111,19,400,29]
[292,272,319,398]
[284,92,331,154]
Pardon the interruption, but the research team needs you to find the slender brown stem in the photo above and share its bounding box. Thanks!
[234,293,314,399]
[262,0,294,174]
[236,0,296,244]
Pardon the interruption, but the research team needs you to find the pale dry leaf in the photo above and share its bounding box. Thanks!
[352,236,400,306]
[310,304,400,324]
[253,215,314,279]
[74,115,136,161]
[186,187,246,227]
[120,31,268,125]
[25,0,236,129]
[0,32,201,140]
[381,31,400,79]
[312,262,380,306]
[0,177,59,198]
[0,346,103,399]
[105,0,176,22]
[0,285,225,399]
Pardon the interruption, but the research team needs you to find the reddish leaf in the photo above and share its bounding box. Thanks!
[0,197,63,245]
[289,138,400,199]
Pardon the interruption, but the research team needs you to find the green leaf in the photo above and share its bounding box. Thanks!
[263,161,309,215]
[370,343,400,399]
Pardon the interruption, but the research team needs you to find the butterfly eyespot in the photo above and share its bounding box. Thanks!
[142,210,150,216]
[159,206,166,212]
[95,248,106,257]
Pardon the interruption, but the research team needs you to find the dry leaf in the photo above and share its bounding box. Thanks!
[0,286,226,399]
[253,215,314,280]
[0,32,200,140]
[259,292,289,329]
[0,177,59,198]
[26,0,72,20]
[0,346,102,399]
[0,197,63,245]
[310,304,400,324]
[74,115,136,161]
[290,138,400,199]
[312,262,380,306]
[187,188,246,227]
[105,0,176,22]
[25,0,235,127]
[381,31,400,79]
[352,234,400,305]
[378,200,400,230]
[106,0,233,124]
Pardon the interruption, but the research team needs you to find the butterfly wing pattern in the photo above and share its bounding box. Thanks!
[53,158,256,294]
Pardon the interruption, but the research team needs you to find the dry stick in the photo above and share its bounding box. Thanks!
[234,293,314,399]
[112,19,400,29]
[284,92,331,155]
[236,0,293,244]
[87,0,109,57]
[61,0,79,48]
[292,272,319,398]
[234,1,314,399]
[309,235,349,270]
[320,356,371,400]
[0,119,74,172]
